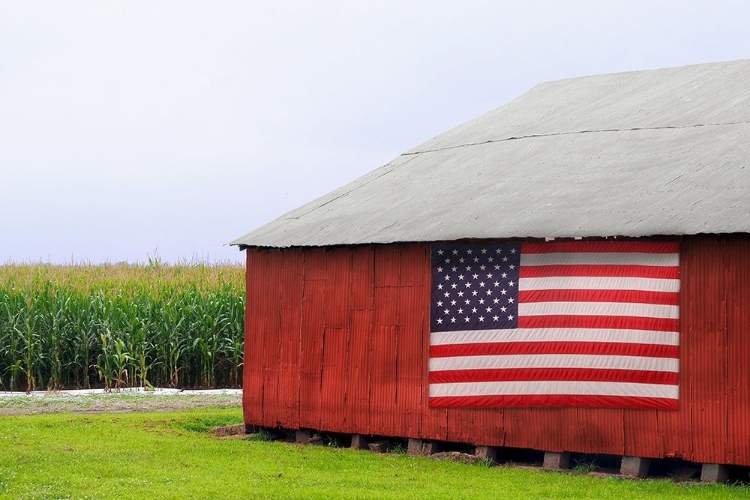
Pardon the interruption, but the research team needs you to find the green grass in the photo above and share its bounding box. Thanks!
[1,408,748,499]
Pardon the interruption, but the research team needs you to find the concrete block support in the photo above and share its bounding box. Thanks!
[351,434,368,450]
[408,438,423,456]
[368,441,388,453]
[295,430,312,444]
[475,446,497,462]
[308,434,324,446]
[421,441,441,455]
[543,451,571,470]
[620,456,651,478]
[701,463,729,483]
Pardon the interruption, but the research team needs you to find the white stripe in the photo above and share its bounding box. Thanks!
[520,252,679,267]
[519,277,679,292]
[430,328,679,346]
[518,302,679,319]
[429,381,679,399]
[428,354,679,373]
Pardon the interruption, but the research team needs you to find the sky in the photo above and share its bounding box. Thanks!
[2,1,749,264]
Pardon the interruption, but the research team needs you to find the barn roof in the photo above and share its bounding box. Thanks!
[231,59,750,249]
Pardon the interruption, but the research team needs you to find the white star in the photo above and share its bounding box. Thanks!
[451,266,458,272]
[478,298,485,304]
[465,266,472,271]
[479,282,485,288]
[488,257,494,262]
[494,265,501,270]
[451,317,456,323]
[495,249,502,254]
[473,257,479,263]
[478,316,485,322]
[508,280,515,287]
[444,275,450,281]
[494,281,500,287]
[508,314,514,320]
[480,265,486,271]
[467,249,473,255]
[457,308,463,314]
[465,299,471,305]
[459,257,465,263]
[502,256,509,262]
[437,249,444,255]
[457,291,464,297]
[500,289,507,295]
[510,248,517,254]
[444,292,450,297]
[437,318,443,324]
[451,300,457,306]
[493,298,500,304]
[445,258,451,264]
[472,307,478,313]
[472,274,479,279]
[486,290,492,295]
[443,309,450,315]
[486,272,492,278]
[493,315,499,321]
[437,267,443,273]
[481,248,487,254]
[452,249,459,255]
[465,282,471,288]
[451,283,457,289]
[458,274,465,280]
[486,306,492,313]
[508,297,515,303]
[437,284,443,290]
[464,317,471,322]
[471,290,478,296]
[509,265,516,270]
[500,306,507,312]
[501,272,508,278]
[437,301,443,307]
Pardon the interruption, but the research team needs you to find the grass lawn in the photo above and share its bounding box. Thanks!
[0,405,748,499]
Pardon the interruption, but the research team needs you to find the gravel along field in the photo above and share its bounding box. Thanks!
[0,388,242,415]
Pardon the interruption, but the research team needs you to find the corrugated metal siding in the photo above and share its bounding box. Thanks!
[243,236,750,465]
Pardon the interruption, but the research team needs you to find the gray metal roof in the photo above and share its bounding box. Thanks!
[232,59,750,248]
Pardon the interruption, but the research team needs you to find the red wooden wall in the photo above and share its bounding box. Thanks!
[243,236,750,466]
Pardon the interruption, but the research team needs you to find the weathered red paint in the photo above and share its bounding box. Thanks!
[243,235,750,466]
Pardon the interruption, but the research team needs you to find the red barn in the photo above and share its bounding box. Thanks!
[231,60,750,481]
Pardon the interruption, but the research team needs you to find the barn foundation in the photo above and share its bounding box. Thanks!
[620,456,651,478]
[475,446,497,462]
[701,463,729,483]
[351,434,368,450]
[543,452,571,470]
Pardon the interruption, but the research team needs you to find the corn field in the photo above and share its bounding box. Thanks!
[0,262,245,391]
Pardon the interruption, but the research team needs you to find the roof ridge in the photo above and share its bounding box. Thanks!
[404,120,750,156]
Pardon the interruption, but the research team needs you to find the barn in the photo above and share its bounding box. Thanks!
[231,59,750,481]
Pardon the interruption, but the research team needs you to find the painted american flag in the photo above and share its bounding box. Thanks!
[429,241,680,410]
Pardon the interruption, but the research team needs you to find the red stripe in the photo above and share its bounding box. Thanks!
[518,315,679,332]
[519,264,678,279]
[519,289,679,305]
[429,394,678,410]
[429,368,679,385]
[521,241,679,254]
[430,341,678,359]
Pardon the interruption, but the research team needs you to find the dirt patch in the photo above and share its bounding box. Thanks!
[430,451,484,464]
[209,424,246,438]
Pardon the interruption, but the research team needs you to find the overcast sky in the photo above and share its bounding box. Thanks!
[2,1,749,264]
